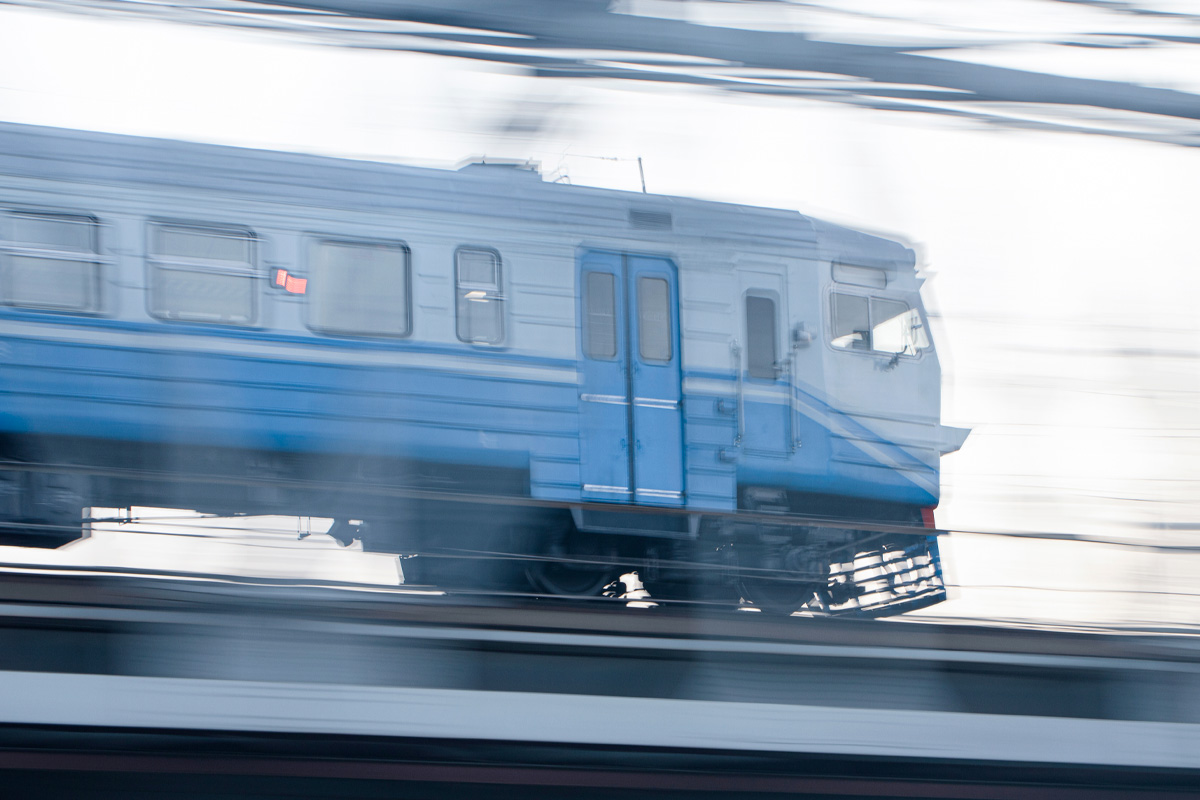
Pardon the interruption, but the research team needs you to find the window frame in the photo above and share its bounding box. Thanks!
[827,288,928,359]
[743,289,781,381]
[454,245,505,346]
[636,275,672,363]
[145,220,259,326]
[582,269,619,361]
[1,209,103,315]
[304,236,413,339]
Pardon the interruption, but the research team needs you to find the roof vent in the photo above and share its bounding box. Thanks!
[629,209,672,230]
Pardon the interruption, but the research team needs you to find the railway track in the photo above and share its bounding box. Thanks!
[0,567,1198,797]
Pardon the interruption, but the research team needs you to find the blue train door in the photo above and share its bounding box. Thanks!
[578,251,684,506]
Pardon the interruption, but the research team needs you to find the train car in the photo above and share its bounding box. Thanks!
[0,122,966,614]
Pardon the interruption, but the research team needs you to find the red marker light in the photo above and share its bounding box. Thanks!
[271,268,306,294]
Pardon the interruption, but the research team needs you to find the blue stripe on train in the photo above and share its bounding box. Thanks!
[0,320,939,507]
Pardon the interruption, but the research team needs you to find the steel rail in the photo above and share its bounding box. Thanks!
[0,568,1197,662]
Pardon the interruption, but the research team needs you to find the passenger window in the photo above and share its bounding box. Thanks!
[745,294,777,379]
[2,212,100,312]
[148,222,256,324]
[637,277,671,362]
[831,292,928,355]
[308,239,410,337]
[584,272,617,359]
[455,248,503,344]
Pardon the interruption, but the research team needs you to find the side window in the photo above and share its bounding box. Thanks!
[745,294,778,379]
[148,222,256,324]
[871,298,917,354]
[2,211,100,312]
[584,271,617,359]
[637,276,671,361]
[831,292,928,355]
[455,248,503,344]
[308,239,410,337]
[831,293,871,351]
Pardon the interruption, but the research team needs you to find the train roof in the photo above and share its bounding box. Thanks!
[0,121,912,270]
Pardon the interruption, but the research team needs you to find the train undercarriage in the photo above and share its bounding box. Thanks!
[0,435,946,616]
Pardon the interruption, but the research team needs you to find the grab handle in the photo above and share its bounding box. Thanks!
[731,340,744,448]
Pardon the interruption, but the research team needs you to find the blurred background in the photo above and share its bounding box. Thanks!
[0,0,1198,629]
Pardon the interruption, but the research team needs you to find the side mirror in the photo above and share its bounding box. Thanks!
[792,323,813,348]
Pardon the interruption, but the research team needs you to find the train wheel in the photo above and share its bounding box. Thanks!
[735,576,828,615]
[732,535,833,615]
[523,520,618,597]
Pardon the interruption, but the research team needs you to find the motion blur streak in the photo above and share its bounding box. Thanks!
[1,567,1199,797]
[0,1,1197,797]
[3,0,1200,145]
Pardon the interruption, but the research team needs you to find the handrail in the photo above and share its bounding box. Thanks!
[789,345,802,452]
[731,339,744,448]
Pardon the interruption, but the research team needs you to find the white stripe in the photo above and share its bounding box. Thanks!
[636,489,683,499]
[583,484,630,494]
[0,318,578,384]
[1,672,1197,768]
[633,398,679,410]
[580,393,628,405]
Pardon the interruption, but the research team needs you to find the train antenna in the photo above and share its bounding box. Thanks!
[557,152,647,193]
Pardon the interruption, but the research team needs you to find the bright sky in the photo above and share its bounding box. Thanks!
[1,3,1198,628]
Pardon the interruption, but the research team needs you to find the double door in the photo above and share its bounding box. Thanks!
[578,251,684,506]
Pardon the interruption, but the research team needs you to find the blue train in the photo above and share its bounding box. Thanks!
[0,122,966,614]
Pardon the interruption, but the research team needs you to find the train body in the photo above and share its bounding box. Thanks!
[0,122,966,614]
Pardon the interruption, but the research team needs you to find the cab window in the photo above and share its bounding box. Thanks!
[831,292,928,355]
